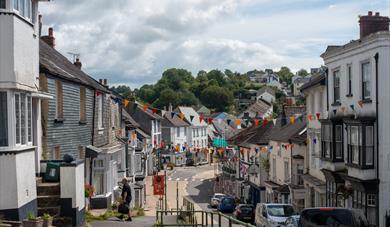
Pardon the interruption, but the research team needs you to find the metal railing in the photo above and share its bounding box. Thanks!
[154,196,255,227]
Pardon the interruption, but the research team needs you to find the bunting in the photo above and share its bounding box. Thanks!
[350,104,355,111]
[308,114,313,121]
[123,99,129,107]
[199,115,204,123]
[180,112,185,121]
[254,119,259,126]
[143,105,148,112]
[227,119,232,125]
[263,119,268,126]
[272,119,277,125]
[235,119,241,126]
[171,112,175,118]
[152,107,157,114]
[341,106,346,113]
[290,116,295,124]
[333,109,337,115]
[316,112,321,120]
[96,90,101,96]
[190,115,194,122]
[358,100,364,108]
[208,117,213,124]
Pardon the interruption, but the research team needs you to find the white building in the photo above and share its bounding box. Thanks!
[301,74,327,208]
[256,86,276,104]
[320,11,390,226]
[0,0,49,221]
[177,106,208,149]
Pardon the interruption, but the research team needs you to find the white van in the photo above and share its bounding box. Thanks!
[255,203,295,227]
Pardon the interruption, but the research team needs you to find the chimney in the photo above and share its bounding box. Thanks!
[74,58,82,69]
[359,11,389,38]
[41,27,55,48]
[103,79,107,86]
[169,103,173,112]
[99,79,103,84]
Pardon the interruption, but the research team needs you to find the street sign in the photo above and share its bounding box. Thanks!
[153,175,165,195]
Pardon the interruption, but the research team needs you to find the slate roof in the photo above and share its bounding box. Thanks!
[122,108,140,128]
[162,111,190,127]
[228,121,274,146]
[300,74,326,91]
[129,102,163,120]
[39,40,109,92]
[177,106,207,127]
[239,99,271,118]
[257,86,276,97]
[268,120,306,143]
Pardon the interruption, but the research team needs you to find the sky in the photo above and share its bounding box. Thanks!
[38,0,390,88]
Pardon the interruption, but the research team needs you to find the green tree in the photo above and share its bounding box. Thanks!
[276,66,294,84]
[200,86,233,112]
[152,88,179,109]
[138,85,157,104]
[159,68,194,91]
[178,90,198,106]
[207,69,226,86]
[111,85,132,98]
[297,69,309,77]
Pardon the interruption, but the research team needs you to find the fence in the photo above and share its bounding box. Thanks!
[154,196,255,227]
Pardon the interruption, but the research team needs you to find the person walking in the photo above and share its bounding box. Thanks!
[120,178,132,221]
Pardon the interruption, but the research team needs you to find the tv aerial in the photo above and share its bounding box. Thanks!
[67,52,80,63]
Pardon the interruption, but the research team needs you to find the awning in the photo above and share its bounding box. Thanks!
[85,145,102,159]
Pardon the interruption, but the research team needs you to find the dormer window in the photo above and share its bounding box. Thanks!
[0,0,5,9]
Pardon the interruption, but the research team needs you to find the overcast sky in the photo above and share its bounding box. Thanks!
[39,0,390,88]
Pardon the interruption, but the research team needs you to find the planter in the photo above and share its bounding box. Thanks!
[42,219,52,227]
[22,219,43,227]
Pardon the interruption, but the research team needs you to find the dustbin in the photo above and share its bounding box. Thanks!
[45,162,61,182]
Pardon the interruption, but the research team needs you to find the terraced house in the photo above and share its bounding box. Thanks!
[320,11,390,226]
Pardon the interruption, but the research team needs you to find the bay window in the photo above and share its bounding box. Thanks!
[321,124,331,158]
[0,92,8,146]
[321,121,343,161]
[14,93,32,146]
[346,122,375,168]
[13,0,32,20]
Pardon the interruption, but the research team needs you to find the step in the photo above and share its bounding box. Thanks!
[37,195,60,207]
[37,206,60,217]
[53,217,73,227]
[36,177,43,184]
[37,182,60,196]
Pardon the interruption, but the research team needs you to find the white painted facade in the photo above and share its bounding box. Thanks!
[0,0,46,220]
[178,106,208,149]
[322,31,390,226]
[256,90,275,104]
[151,119,162,148]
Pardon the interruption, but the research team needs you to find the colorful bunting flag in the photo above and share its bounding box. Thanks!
[272,119,277,125]
[316,112,321,120]
[254,119,259,126]
[263,119,268,126]
[143,105,148,112]
[350,104,355,111]
[333,109,337,115]
[235,119,241,126]
[208,117,213,124]
[190,115,194,122]
[96,90,101,96]
[123,99,129,107]
[180,112,185,121]
[227,119,232,125]
[290,116,295,124]
[199,115,204,123]
[313,138,317,144]
[171,112,175,118]
[341,106,346,113]
[308,114,312,121]
[358,100,364,108]
[152,108,157,114]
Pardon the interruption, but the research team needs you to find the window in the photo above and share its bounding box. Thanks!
[362,62,371,100]
[14,93,32,145]
[177,127,180,137]
[79,86,86,122]
[196,128,199,137]
[367,194,376,207]
[14,0,18,10]
[335,125,343,159]
[0,92,8,146]
[13,0,32,19]
[55,80,63,120]
[27,95,32,143]
[15,94,20,144]
[0,0,5,9]
[347,65,352,96]
[347,123,374,167]
[322,124,331,158]
[97,94,103,129]
[333,70,340,103]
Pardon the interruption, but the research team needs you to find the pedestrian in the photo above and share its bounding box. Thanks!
[119,178,132,221]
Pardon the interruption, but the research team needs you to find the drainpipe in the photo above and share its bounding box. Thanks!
[325,68,329,111]
[90,89,97,186]
[374,53,379,226]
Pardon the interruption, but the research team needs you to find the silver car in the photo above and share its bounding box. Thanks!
[210,193,226,208]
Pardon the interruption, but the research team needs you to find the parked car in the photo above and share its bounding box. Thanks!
[210,193,226,208]
[233,204,255,222]
[217,196,236,213]
[255,203,295,227]
[299,208,369,227]
[284,215,300,227]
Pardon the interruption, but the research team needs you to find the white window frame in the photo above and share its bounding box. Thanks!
[365,126,374,166]
[361,61,371,100]
[367,193,376,207]
[14,92,32,147]
[98,95,103,130]
[333,70,340,103]
[0,91,8,147]
[12,0,32,21]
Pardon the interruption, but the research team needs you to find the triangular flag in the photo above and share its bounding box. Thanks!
[313,138,317,144]
[152,107,157,114]
[358,100,364,108]
[96,90,101,96]
[316,112,321,120]
[180,112,185,121]
[208,117,213,124]
[235,119,241,126]
[171,112,175,118]
[333,109,337,115]
[272,119,276,125]
[341,106,346,113]
[290,116,295,124]
[143,105,148,112]
[190,115,194,122]
[308,114,312,121]
[227,119,232,125]
[350,105,355,111]
[254,119,259,126]
[199,115,204,123]
[263,119,268,126]
[245,119,249,125]
[217,118,222,124]
[123,99,129,107]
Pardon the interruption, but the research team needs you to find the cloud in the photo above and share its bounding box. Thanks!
[38,0,389,88]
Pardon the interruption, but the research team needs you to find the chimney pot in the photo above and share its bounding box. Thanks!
[376,12,380,16]
[368,11,373,16]
[41,27,55,48]
[74,58,82,69]
[99,79,103,84]
[48,27,53,37]
[103,79,107,86]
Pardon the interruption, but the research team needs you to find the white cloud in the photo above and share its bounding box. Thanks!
[38,0,389,88]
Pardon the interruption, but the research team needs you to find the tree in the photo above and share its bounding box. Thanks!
[297,69,309,77]
[178,90,198,106]
[138,85,157,104]
[159,68,194,91]
[152,88,179,109]
[207,69,226,86]
[276,66,294,84]
[200,86,233,112]
[111,85,132,98]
